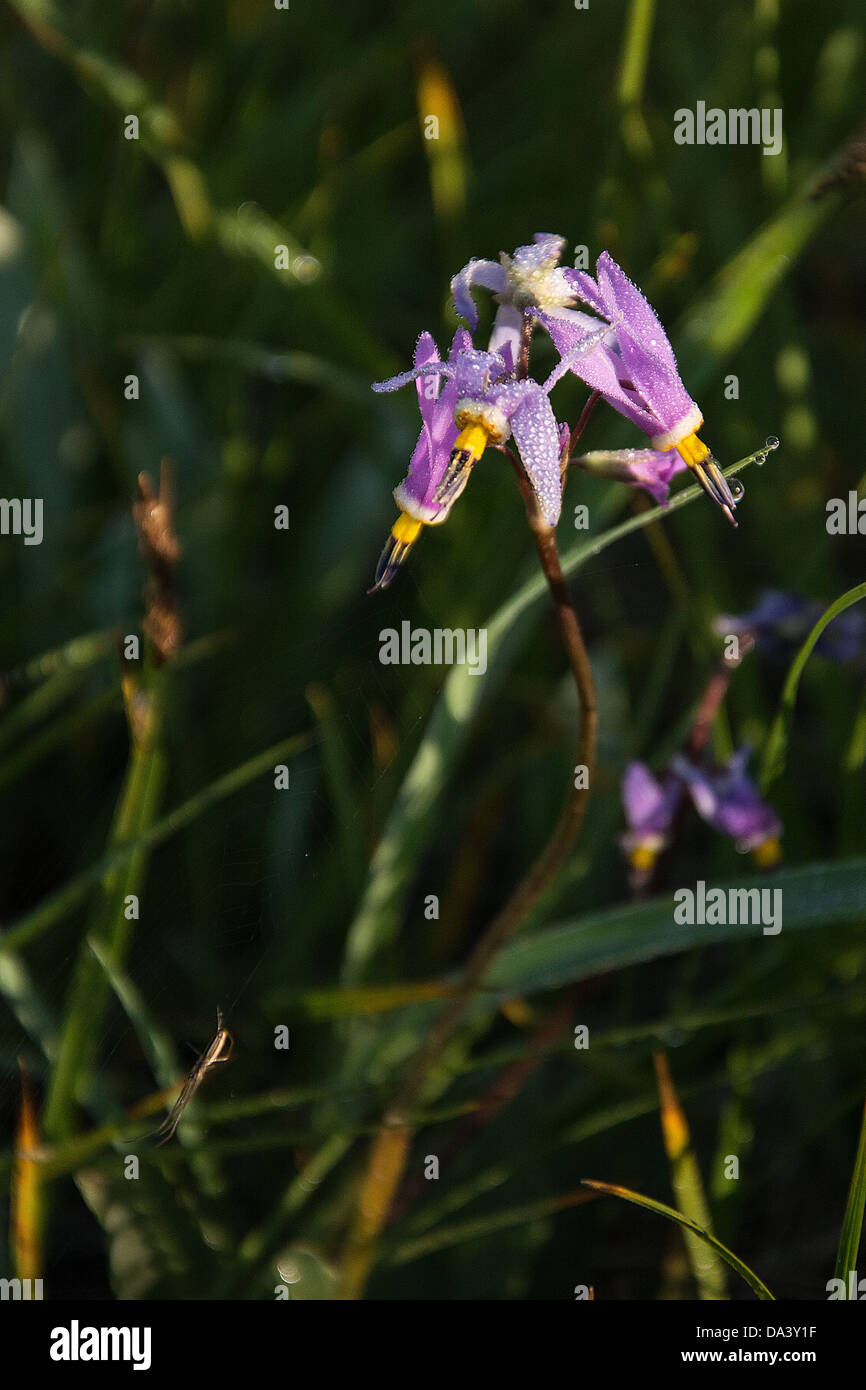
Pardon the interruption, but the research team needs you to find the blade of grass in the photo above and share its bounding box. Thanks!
[306,857,866,1016]
[43,683,168,1142]
[386,1188,597,1267]
[11,1062,44,1282]
[581,1179,775,1299]
[833,1096,866,1290]
[760,582,866,792]
[653,1050,727,1299]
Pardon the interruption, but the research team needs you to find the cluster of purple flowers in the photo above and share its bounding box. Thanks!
[370,234,740,591]
[621,747,782,888]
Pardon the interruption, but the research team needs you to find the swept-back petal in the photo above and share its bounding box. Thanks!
[451,257,507,328]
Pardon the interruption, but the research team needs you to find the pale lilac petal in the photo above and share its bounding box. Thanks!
[539,312,658,437]
[672,750,782,852]
[596,251,677,370]
[565,268,610,319]
[488,304,523,373]
[496,383,563,525]
[372,360,452,394]
[545,304,609,335]
[388,330,468,522]
[620,762,681,854]
[577,448,687,506]
[623,762,668,829]
[543,317,622,393]
[413,331,441,428]
[451,258,507,329]
[529,232,568,261]
[615,332,697,438]
[451,348,508,398]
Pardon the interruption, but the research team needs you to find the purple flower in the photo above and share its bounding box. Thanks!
[539,251,741,526]
[367,328,468,591]
[452,233,586,372]
[714,590,866,664]
[670,748,782,861]
[369,333,583,589]
[620,762,683,873]
[575,447,687,507]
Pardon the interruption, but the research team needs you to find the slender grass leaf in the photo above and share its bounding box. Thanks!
[582,1179,775,1300]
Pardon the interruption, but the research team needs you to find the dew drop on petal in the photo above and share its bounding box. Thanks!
[730,479,745,501]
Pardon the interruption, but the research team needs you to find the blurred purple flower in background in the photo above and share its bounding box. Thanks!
[620,761,684,883]
[671,747,782,865]
[620,746,783,884]
[715,590,866,664]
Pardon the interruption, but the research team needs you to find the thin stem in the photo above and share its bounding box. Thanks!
[686,635,753,760]
[568,389,602,456]
[517,310,533,379]
[339,453,598,1299]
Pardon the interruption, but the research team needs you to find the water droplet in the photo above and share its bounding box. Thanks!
[754,453,766,467]
[730,479,745,501]
[765,435,780,450]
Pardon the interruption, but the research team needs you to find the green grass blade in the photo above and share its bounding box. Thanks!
[582,1179,775,1300]
[833,1096,866,1291]
[485,857,866,1001]
[760,583,866,793]
[387,1189,596,1268]
[310,857,866,1017]
[653,1051,727,1299]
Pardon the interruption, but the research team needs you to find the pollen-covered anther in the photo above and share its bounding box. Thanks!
[501,245,575,313]
[454,399,510,444]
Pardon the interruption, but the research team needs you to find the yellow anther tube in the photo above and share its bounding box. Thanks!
[628,845,657,873]
[453,422,490,462]
[675,432,710,468]
[391,511,423,545]
[752,837,782,869]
